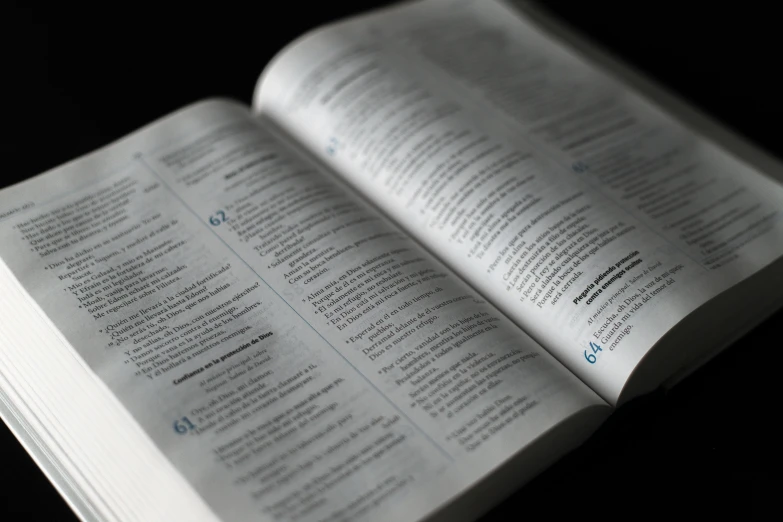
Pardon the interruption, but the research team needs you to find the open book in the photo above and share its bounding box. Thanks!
[2,0,782,520]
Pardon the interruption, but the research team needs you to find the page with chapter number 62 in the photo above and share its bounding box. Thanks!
[0,99,608,522]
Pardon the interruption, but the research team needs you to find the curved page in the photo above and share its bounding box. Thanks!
[0,100,606,521]
[254,0,783,403]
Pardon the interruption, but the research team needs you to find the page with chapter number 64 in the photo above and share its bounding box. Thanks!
[254,0,783,404]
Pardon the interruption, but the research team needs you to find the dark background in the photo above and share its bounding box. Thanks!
[3,0,782,517]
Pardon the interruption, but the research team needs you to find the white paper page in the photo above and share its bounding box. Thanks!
[0,99,606,521]
[253,0,783,403]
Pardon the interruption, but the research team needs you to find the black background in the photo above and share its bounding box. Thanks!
[3,1,782,518]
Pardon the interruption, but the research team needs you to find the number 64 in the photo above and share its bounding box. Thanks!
[584,341,602,364]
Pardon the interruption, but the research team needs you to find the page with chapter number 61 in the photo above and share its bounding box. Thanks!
[0,100,608,522]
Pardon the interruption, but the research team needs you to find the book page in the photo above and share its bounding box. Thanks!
[253,0,783,403]
[0,99,606,521]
